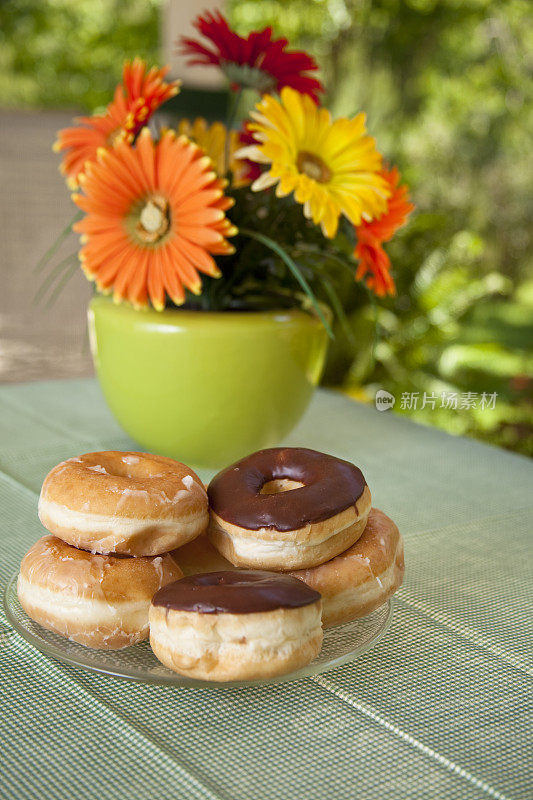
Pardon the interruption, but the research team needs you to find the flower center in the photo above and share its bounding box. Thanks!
[135,195,170,244]
[296,151,332,183]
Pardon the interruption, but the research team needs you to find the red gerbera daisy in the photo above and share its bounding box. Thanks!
[354,167,414,297]
[54,59,180,188]
[179,11,323,101]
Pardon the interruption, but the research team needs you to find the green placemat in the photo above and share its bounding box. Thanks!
[1,379,532,800]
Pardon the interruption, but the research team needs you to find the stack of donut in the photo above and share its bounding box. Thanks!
[18,446,404,682]
[176,447,404,629]
[18,452,207,648]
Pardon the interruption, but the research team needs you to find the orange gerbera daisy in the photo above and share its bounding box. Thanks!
[71,129,237,310]
[354,167,414,296]
[54,59,180,189]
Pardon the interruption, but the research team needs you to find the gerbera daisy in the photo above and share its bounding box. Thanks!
[180,11,323,101]
[71,129,236,310]
[54,59,180,189]
[176,117,248,185]
[237,87,391,239]
[121,58,180,134]
[354,167,414,297]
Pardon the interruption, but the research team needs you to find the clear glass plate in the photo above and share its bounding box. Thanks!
[4,573,392,688]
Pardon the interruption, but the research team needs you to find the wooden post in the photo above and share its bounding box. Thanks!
[161,0,226,88]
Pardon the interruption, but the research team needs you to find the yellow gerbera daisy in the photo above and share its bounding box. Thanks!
[177,117,249,187]
[237,87,391,238]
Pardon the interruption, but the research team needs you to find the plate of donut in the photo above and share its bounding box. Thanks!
[4,577,392,688]
[5,447,403,687]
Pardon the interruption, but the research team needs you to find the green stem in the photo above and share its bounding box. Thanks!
[44,260,82,308]
[297,243,358,278]
[33,210,82,273]
[321,278,357,348]
[240,228,334,339]
[224,88,243,175]
[33,251,79,305]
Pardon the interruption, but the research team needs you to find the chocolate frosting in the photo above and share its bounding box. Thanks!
[151,570,321,614]
[207,447,367,532]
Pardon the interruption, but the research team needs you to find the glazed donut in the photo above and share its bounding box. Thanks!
[288,508,404,627]
[207,447,371,570]
[149,571,323,681]
[173,534,233,575]
[17,535,182,649]
[38,451,208,556]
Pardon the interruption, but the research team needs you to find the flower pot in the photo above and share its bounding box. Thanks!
[88,296,329,469]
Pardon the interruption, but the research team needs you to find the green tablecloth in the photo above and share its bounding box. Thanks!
[1,379,531,800]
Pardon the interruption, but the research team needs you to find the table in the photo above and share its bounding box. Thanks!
[1,378,531,800]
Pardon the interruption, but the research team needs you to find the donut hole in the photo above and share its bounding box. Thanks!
[85,454,158,482]
[103,461,141,480]
[260,479,305,495]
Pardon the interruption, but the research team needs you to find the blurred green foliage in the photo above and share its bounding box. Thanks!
[229,0,533,455]
[0,0,162,110]
[1,0,531,454]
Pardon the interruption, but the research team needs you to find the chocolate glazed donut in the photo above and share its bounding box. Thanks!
[152,570,321,614]
[207,447,372,570]
[149,571,323,681]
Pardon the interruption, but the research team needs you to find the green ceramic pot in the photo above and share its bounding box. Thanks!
[88,296,329,469]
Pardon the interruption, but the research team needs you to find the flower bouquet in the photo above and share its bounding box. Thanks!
[48,10,413,467]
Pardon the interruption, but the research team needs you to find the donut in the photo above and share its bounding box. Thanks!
[288,508,404,627]
[172,534,233,576]
[207,447,371,570]
[149,571,323,681]
[38,451,209,556]
[17,535,183,649]
[174,509,403,627]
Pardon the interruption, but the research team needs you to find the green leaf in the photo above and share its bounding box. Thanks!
[33,251,79,305]
[240,228,334,338]
[33,210,82,273]
[44,260,82,308]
